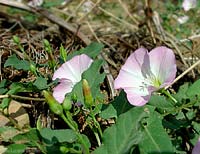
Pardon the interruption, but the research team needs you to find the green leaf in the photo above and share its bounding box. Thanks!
[139,111,174,154]
[99,91,132,119]
[162,115,190,130]
[12,128,40,147]
[67,42,104,60]
[33,77,48,90]
[0,83,25,109]
[0,79,7,88]
[40,128,77,145]
[99,103,117,119]
[93,107,148,154]
[4,144,26,154]
[174,83,189,102]
[186,79,200,97]
[149,95,174,110]
[0,127,19,142]
[43,0,65,8]
[4,54,30,71]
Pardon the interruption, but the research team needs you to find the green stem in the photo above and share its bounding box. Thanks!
[88,122,101,146]
[92,116,103,137]
[60,114,76,131]
[162,101,195,117]
[69,148,82,154]
[89,109,103,138]
[0,110,23,131]
[76,133,90,154]
[61,114,89,154]
[161,89,177,104]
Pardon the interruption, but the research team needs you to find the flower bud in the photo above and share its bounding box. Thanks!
[59,146,69,153]
[13,35,20,44]
[62,97,72,111]
[82,79,93,108]
[71,93,78,103]
[43,39,50,49]
[60,44,67,62]
[43,39,56,70]
[30,63,37,76]
[43,90,63,116]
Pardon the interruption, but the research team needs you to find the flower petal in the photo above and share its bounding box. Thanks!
[124,87,151,106]
[53,79,74,103]
[182,0,197,11]
[53,54,93,83]
[192,138,200,154]
[149,46,176,86]
[114,48,148,89]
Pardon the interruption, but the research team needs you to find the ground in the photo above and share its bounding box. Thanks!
[0,0,200,153]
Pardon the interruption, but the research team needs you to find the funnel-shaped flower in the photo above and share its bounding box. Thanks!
[182,0,197,11]
[53,54,93,103]
[114,46,176,106]
[192,138,200,154]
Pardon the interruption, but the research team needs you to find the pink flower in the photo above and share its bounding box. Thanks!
[53,54,93,103]
[192,138,200,154]
[182,0,197,11]
[114,47,176,106]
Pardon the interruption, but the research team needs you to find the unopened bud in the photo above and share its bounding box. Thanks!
[13,35,20,44]
[62,97,72,111]
[43,39,56,70]
[60,44,67,62]
[71,93,77,103]
[43,39,50,48]
[43,90,63,116]
[59,146,69,153]
[30,63,37,76]
[82,79,93,108]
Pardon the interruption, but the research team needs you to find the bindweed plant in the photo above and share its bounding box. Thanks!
[1,40,200,154]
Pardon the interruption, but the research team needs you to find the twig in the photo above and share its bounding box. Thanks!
[86,21,116,98]
[164,31,189,67]
[0,0,32,12]
[0,94,45,101]
[0,50,2,81]
[78,0,102,23]
[165,59,200,89]
[98,6,138,30]
[117,0,139,25]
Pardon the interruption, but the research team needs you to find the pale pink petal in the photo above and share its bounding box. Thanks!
[149,46,176,86]
[53,79,74,103]
[114,48,148,89]
[182,0,197,11]
[53,54,93,83]
[124,87,151,106]
[192,138,200,154]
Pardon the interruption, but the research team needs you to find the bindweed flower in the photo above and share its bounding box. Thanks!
[182,0,197,11]
[192,138,200,154]
[114,46,176,106]
[53,54,93,103]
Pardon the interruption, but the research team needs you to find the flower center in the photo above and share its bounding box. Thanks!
[140,74,161,91]
[152,78,161,88]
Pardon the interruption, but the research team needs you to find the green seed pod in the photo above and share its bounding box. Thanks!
[82,79,93,108]
[62,97,72,111]
[43,90,63,116]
